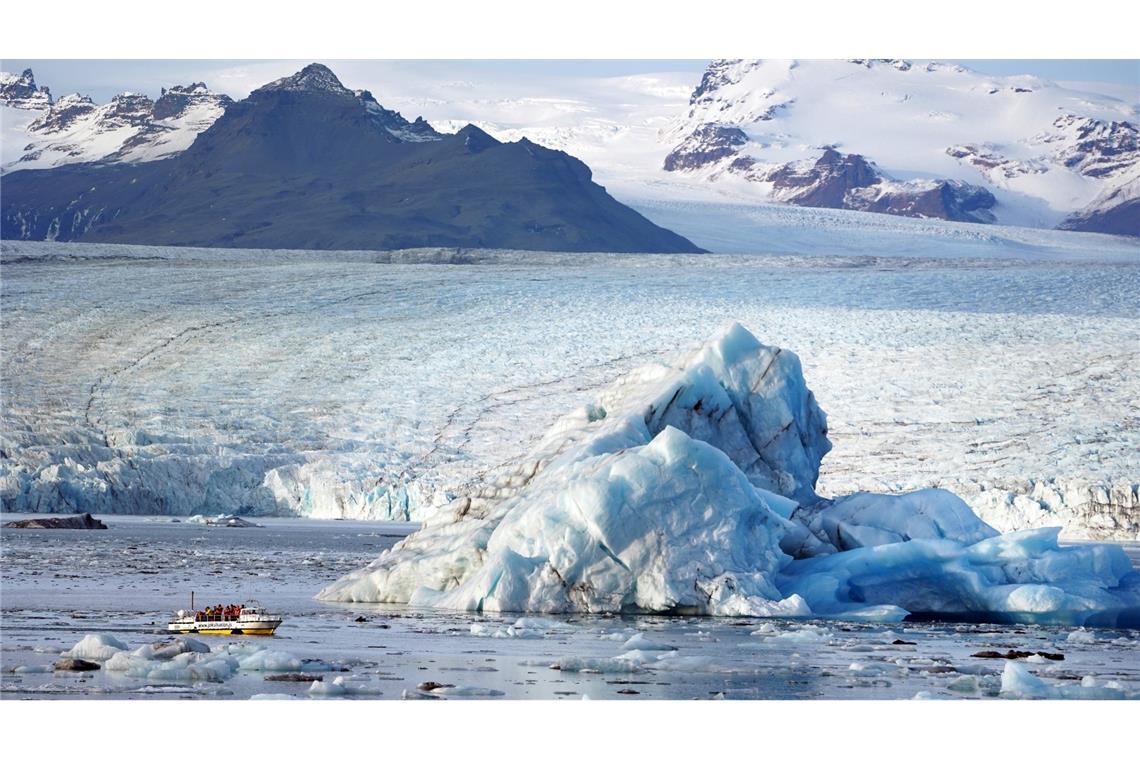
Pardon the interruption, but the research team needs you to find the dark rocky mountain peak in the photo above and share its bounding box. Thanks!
[689,59,760,105]
[2,63,702,253]
[102,93,157,128]
[1048,114,1138,178]
[456,124,499,153]
[1,67,52,110]
[28,94,97,134]
[257,63,352,97]
[663,124,748,172]
[153,82,233,121]
[356,89,441,142]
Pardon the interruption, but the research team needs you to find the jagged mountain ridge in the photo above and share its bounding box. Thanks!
[0,68,52,110]
[1,73,233,170]
[662,59,1138,233]
[3,60,1136,237]
[0,64,702,253]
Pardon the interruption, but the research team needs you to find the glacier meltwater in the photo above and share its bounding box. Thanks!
[319,324,1140,627]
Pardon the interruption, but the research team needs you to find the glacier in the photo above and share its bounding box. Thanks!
[319,324,1140,627]
[2,240,1138,542]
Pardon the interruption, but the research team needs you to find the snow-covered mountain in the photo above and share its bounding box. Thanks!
[1,71,232,170]
[0,68,52,110]
[658,59,1138,231]
[1,63,700,253]
[414,60,1137,235]
[3,61,1137,236]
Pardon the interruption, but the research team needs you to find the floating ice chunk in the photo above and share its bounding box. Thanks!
[647,655,717,672]
[430,685,506,698]
[621,633,675,652]
[1066,628,1097,645]
[946,675,979,693]
[235,649,303,672]
[511,616,572,632]
[12,664,52,674]
[469,617,569,638]
[552,656,641,674]
[768,626,833,645]
[806,489,999,553]
[319,324,1140,626]
[400,426,793,615]
[309,676,348,698]
[613,649,660,667]
[1000,661,1131,699]
[319,324,828,614]
[64,633,128,661]
[129,637,211,661]
[778,528,1140,627]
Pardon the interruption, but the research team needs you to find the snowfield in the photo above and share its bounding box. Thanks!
[1,235,1137,542]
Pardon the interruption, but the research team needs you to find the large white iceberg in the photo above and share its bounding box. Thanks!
[319,324,1140,627]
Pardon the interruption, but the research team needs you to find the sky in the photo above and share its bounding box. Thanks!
[2,59,1136,105]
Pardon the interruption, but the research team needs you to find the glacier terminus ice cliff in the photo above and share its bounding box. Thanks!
[319,324,1140,627]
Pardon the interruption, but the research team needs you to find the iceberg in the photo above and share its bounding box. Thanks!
[319,324,1140,627]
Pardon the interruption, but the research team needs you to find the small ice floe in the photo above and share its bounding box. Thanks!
[749,624,833,645]
[428,685,505,698]
[847,661,897,677]
[550,656,641,674]
[11,664,53,674]
[186,514,261,528]
[402,688,441,700]
[309,677,349,698]
[621,633,675,652]
[130,637,211,661]
[645,654,717,673]
[1000,662,1132,699]
[69,631,337,685]
[946,675,979,694]
[63,633,128,661]
[912,691,955,700]
[1066,628,1097,645]
[469,616,571,639]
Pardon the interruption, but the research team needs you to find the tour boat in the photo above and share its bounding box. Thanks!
[168,597,282,636]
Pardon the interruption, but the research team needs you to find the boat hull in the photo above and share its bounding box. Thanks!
[167,620,281,636]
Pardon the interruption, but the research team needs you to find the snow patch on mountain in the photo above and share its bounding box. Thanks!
[660,59,1138,231]
[0,69,51,110]
[1,71,233,171]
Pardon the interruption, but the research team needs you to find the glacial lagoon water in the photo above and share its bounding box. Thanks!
[2,515,1138,700]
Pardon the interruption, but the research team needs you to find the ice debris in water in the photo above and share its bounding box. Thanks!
[76,633,333,683]
[320,323,1140,627]
[1000,661,1132,699]
[469,616,573,638]
[621,633,675,651]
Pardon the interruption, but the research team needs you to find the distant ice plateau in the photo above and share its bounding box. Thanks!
[1,234,1137,542]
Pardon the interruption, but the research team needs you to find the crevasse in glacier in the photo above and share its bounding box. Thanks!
[318,323,1140,627]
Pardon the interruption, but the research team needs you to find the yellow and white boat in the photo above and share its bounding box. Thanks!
[168,600,282,636]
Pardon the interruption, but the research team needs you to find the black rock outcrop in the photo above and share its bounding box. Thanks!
[4,513,108,529]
